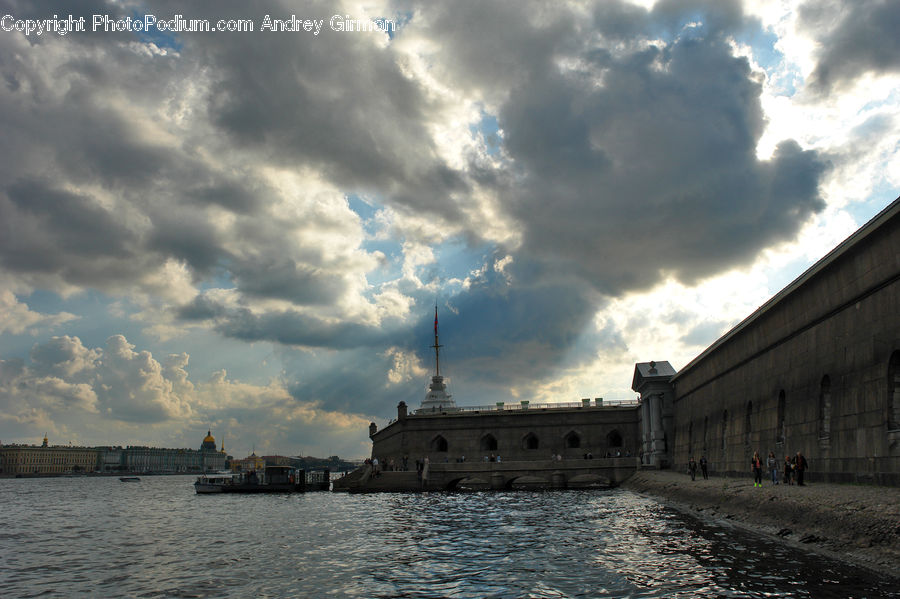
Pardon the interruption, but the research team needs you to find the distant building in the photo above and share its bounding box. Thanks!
[1,431,227,475]
[230,452,265,472]
[199,430,226,472]
[0,435,99,475]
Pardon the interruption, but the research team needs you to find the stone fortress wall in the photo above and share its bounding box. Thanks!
[639,197,900,485]
[370,402,641,465]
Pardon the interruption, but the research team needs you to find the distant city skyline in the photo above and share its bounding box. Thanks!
[1,1,898,458]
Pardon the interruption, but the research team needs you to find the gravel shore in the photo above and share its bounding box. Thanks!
[621,469,900,576]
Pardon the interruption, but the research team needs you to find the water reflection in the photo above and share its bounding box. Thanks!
[0,477,895,598]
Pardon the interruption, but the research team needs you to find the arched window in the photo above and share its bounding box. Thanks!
[480,434,498,451]
[687,421,694,457]
[721,410,728,453]
[564,431,581,449]
[745,401,753,446]
[777,390,786,445]
[889,352,900,432]
[703,416,709,454]
[607,430,623,448]
[430,435,448,452]
[819,375,831,446]
[522,433,539,450]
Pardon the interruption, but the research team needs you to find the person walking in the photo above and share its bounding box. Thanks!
[795,451,808,486]
[688,456,698,481]
[751,451,763,487]
[766,451,779,485]
[699,455,708,479]
[783,455,793,485]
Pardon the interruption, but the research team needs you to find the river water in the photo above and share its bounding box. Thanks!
[0,475,896,598]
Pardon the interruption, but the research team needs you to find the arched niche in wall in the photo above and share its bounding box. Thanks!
[688,421,693,457]
[721,410,728,454]
[522,433,539,450]
[776,390,786,446]
[888,351,900,432]
[480,434,498,451]
[745,401,753,447]
[819,375,832,449]
[564,431,581,449]
[606,430,623,448]
[703,416,709,454]
[888,352,900,447]
[430,435,448,453]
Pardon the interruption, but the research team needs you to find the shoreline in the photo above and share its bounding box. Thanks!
[621,469,900,577]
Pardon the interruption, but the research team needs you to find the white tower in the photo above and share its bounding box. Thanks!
[418,307,458,413]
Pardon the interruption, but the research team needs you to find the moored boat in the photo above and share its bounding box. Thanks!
[193,473,237,493]
[119,476,141,482]
[194,466,305,494]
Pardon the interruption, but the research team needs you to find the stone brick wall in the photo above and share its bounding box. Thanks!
[670,199,900,485]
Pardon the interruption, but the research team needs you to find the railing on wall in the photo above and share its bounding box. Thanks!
[450,399,640,412]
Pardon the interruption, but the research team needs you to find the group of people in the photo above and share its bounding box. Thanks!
[686,455,709,480]
[751,450,808,486]
[365,455,412,475]
[688,451,808,486]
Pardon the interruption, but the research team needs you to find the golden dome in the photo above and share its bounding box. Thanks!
[201,429,217,451]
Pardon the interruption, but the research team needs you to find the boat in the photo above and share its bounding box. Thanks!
[194,466,305,494]
[193,473,238,493]
[119,476,141,482]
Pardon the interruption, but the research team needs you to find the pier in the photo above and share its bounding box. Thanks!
[333,457,639,492]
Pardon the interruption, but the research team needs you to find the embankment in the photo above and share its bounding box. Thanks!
[621,469,900,575]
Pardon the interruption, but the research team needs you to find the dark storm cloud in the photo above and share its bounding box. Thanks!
[0,179,148,286]
[180,301,388,349]
[185,183,264,214]
[282,347,418,415]
[0,1,385,303]
[799,0,900,93]
[146,208,223,275]
[413,0,827,295]
[231,261,348,305]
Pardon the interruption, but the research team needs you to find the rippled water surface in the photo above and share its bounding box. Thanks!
[1,476,896,598]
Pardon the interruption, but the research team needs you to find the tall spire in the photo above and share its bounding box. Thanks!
[431,306,442,376]
[418,306,457,413]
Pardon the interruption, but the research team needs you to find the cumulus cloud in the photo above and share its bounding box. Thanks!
[0,290,78,335]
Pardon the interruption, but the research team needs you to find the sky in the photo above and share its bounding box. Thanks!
[0,0,898,459]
